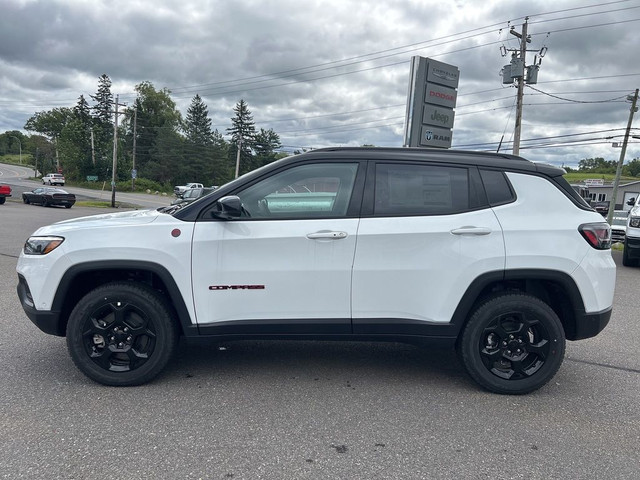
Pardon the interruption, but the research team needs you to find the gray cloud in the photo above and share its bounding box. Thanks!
[1,0,639,165]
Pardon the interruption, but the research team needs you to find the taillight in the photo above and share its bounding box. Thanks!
[578,223,611,250]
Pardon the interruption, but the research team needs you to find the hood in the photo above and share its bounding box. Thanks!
[33,209,163,235]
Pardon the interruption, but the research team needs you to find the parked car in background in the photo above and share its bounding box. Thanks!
[170,187,216,206]
[610,210,628,243]
[22,187,76,208]
[0,184,11,204]
[593,200,610,216]
[624,196,640,266]
[173,182,203,198]
[42,173,65,186]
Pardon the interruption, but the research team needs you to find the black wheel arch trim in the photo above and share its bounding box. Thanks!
[451,268,599,341]
[51,260,195,336]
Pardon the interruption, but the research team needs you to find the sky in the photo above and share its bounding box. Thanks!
[1,0,639,168]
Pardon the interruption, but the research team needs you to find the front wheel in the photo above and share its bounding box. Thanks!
[66,282,179,386]
[459,293,565,395]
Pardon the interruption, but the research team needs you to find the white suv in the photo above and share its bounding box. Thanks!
[624,195,640,266]
[16,148,615,394]
[42,173,65,186]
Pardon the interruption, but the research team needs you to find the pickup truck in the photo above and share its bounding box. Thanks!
[173,182,203,197]
[0,184,11,204]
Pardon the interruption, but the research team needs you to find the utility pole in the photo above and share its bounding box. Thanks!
[607,88,638,226]
[511,18,529,156]
[234,133,243,178]
[111,95,127,208]
[132,106,137,191]
[90,129,96,165]
[500,17,547,156]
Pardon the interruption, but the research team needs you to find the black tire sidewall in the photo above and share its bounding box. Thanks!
[66,282,178,386]
[460,294,566,395]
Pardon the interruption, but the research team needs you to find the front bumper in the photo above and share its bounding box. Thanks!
[625,235,640,261]
[17,275,64,336]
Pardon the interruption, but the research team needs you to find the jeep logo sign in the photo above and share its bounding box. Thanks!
[404,56,459,149]
[423,105,455,129]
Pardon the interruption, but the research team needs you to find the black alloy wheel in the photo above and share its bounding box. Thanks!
[66,282,179,386]
[459,293,565,395]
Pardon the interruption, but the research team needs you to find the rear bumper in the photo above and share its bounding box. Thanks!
[571,307,612,340]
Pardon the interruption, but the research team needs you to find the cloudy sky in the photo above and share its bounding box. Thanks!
[1,0,639,167]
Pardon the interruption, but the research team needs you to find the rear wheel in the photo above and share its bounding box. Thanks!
[0,197,5,205]
[66,282,179,386]
[459,293,565,395]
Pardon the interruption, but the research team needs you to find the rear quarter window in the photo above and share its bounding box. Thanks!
[479,169,515,205]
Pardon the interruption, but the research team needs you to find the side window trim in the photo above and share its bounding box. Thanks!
[369,161,475,217]
[210,160,366,221]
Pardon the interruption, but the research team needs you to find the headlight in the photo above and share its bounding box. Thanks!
[24,236,65,255]
[630,216,640,228]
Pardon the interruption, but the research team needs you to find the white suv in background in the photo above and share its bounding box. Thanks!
[624,195,640,266]
[17,147,615,394]
[42,173,65,186]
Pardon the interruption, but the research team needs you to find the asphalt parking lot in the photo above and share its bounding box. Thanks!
[1,200,639,479]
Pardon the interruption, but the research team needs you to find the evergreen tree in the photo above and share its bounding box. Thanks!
[68,95,96,178]
[184,94,213,145]
[226,99,257,176]
[73,95,92,126]
[90,74,113,125]
[254,128,282,167]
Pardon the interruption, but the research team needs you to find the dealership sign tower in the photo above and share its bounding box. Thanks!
[403,56,459,148]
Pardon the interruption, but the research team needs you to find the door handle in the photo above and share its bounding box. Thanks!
[450,226,492,236]
[306,231,348,240]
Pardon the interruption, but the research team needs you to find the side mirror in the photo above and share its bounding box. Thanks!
[212,195,243,219]
[627,197,636,206]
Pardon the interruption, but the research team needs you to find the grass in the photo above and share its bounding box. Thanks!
[563,172,638,183]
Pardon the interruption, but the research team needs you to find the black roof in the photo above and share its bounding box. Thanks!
[296,147,564,176]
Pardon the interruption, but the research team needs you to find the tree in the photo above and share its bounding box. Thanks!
[227,99,257,176]
[25,107,75,173]
[577,157,616,173]
[25,108,74,139]
[624,158,640,177]
[254,128,282,167]
[184,94,213,146]
[123,81,183,184]
[90,74,113,125]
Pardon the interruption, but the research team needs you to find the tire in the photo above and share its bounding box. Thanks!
[23,197,30,204]
[66,282,179,386]
[0,197,5,205]
[622,239,638,267]
[42,199,49,207]
[65,204,72,209]
[459,293,565,395]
